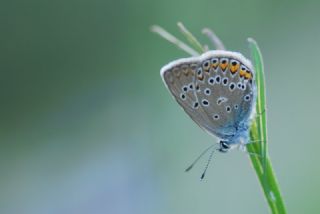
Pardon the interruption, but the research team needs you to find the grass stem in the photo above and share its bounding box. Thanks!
[247,38,287,214]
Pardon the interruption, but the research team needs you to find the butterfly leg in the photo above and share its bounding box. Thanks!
[201,28,226,50]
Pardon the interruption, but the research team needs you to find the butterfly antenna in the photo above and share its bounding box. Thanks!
[202,28,226,50]
[201,148,215,180]
[185,144,215,172]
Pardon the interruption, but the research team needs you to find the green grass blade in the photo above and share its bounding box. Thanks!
[177,22,206,54]
[150,25,200,56]
[202,28,226,50]
[247,38,287,214]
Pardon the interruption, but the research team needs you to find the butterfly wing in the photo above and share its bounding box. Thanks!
[161,55,233,139]
[194,52,256,138]
[161,50,256,140]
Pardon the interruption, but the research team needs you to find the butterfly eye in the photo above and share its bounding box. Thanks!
[221,141,230,149]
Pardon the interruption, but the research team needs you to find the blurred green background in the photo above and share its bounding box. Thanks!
[1,0,320,213]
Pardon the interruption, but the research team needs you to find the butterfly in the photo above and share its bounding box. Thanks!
[153,24,257,178]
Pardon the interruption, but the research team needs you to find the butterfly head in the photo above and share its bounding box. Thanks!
[218,141,231,153]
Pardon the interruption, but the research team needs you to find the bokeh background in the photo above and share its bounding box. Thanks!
[2,0,320,213]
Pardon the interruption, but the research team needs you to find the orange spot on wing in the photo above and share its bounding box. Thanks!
[245,71,252,80]
[220,62,229,71]
[211,61,219,69]
[239,67,246,78]
[230,63,239,74]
